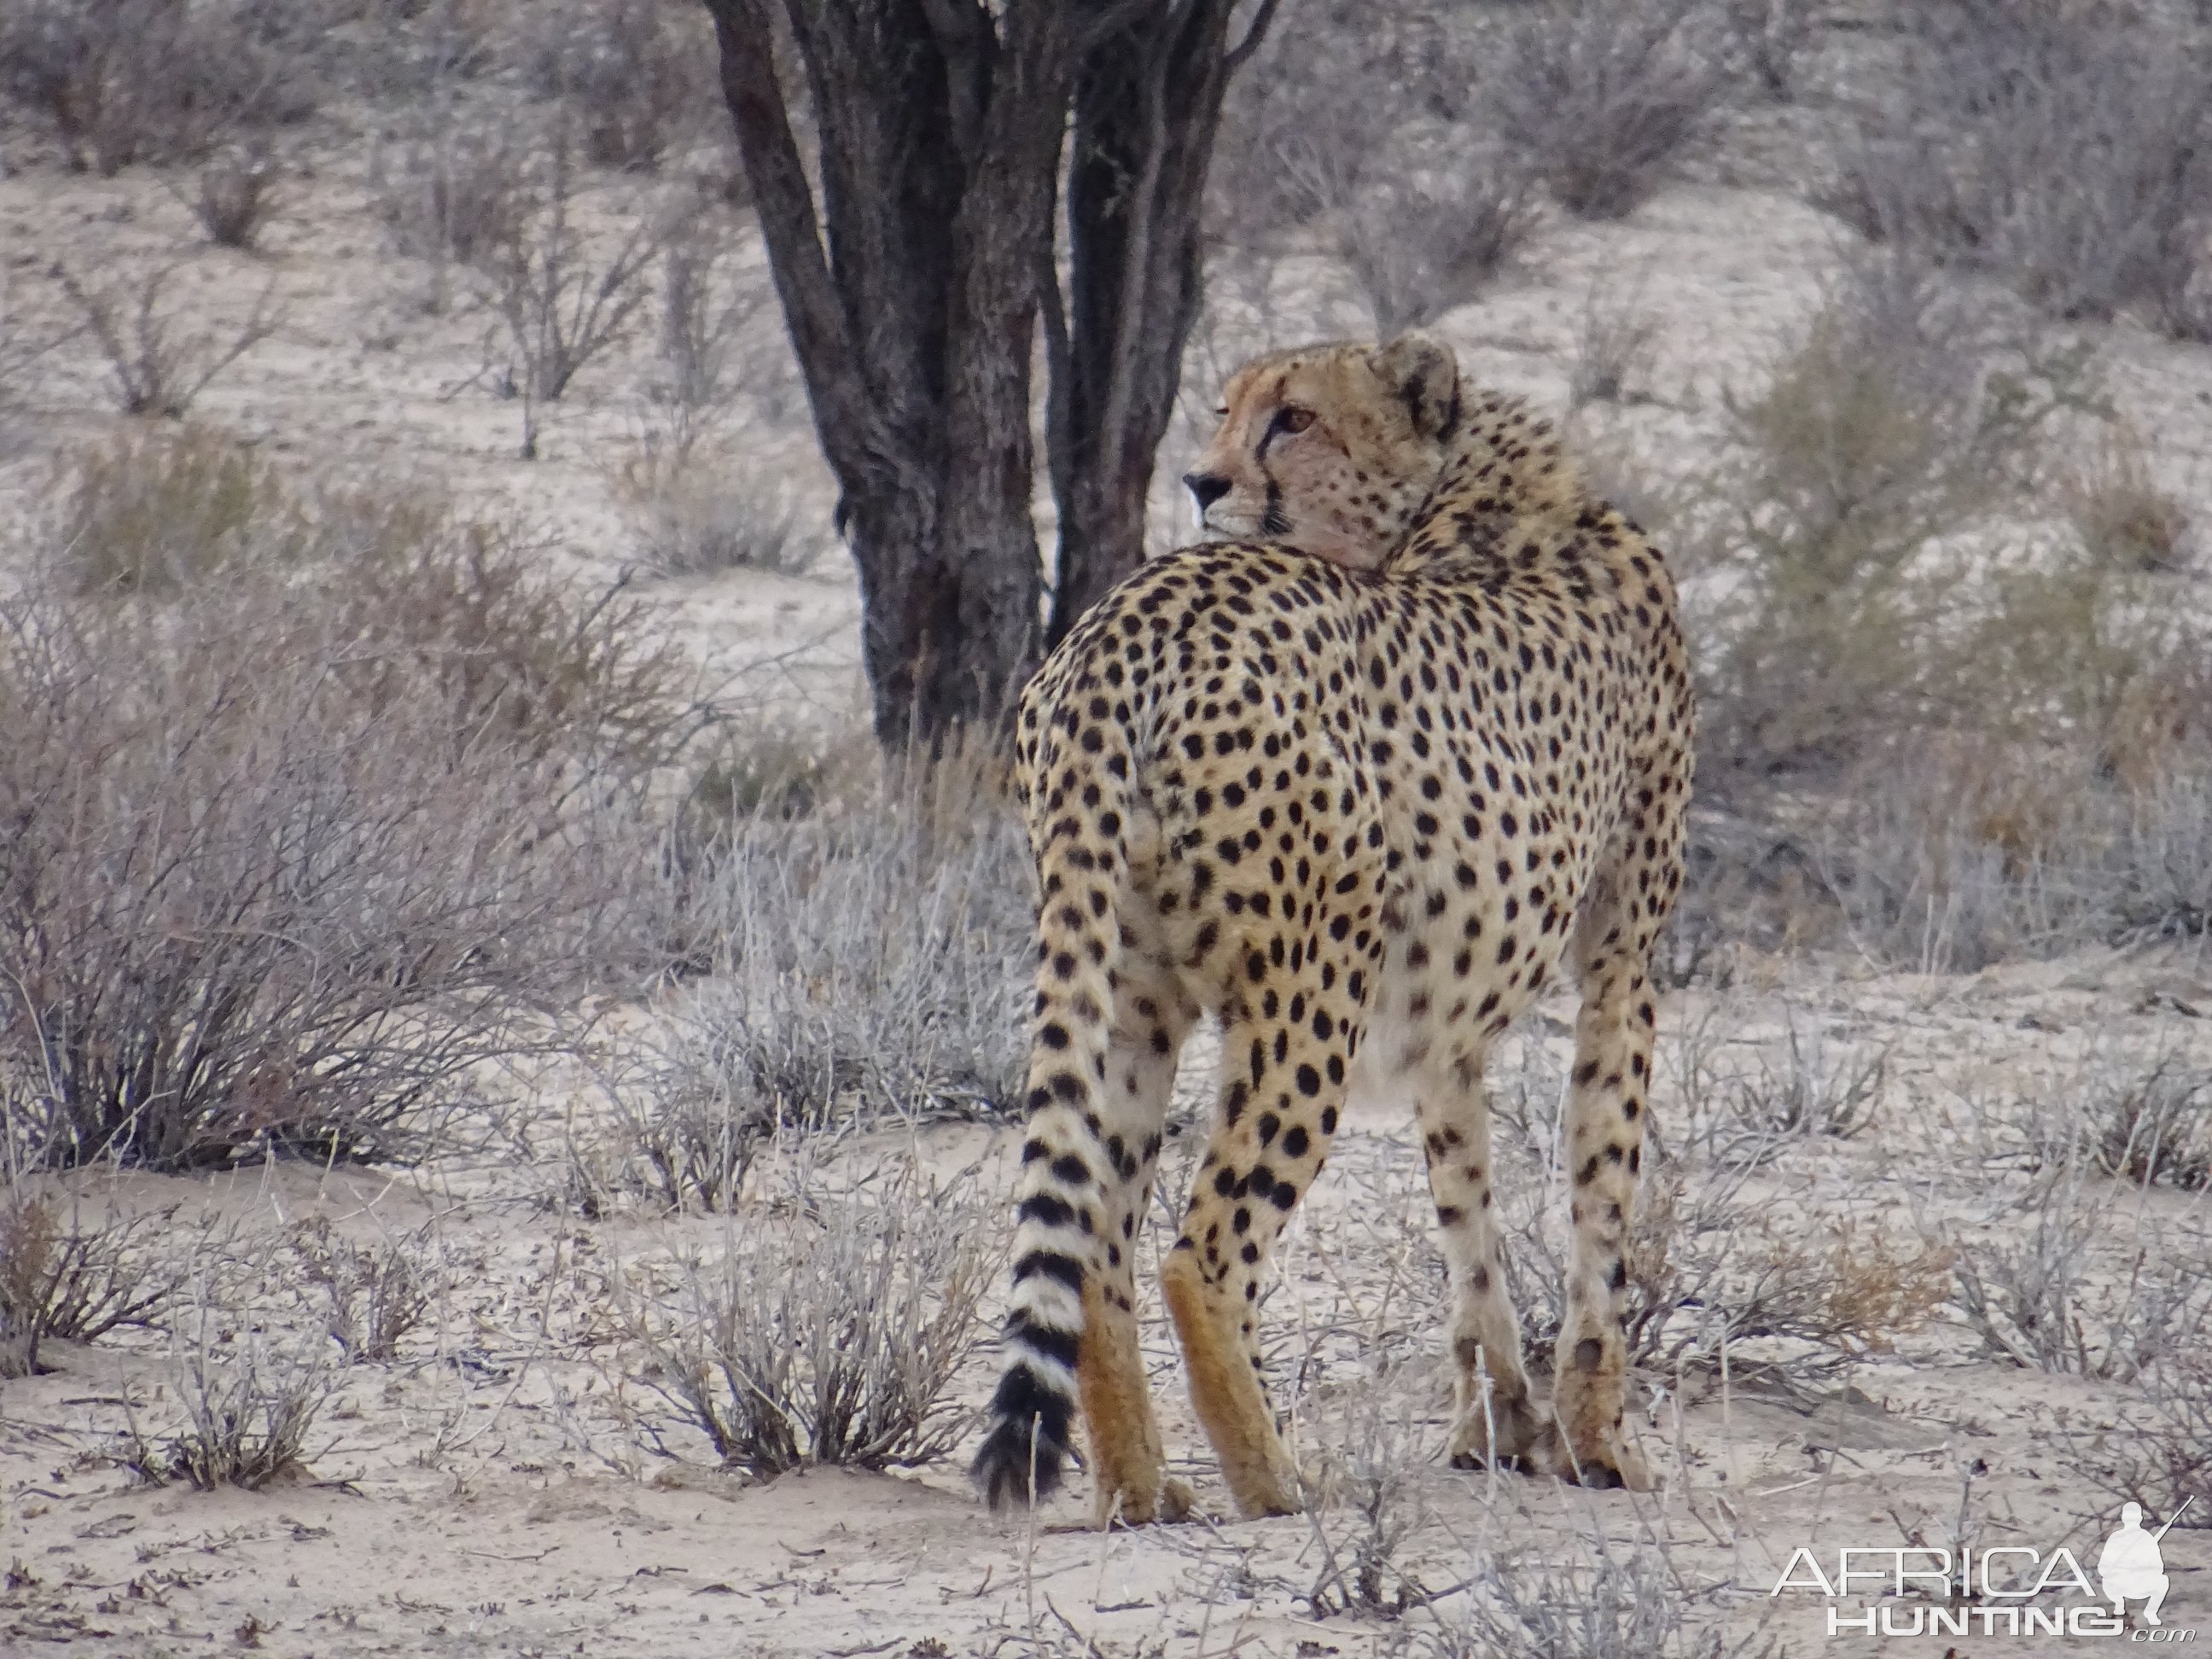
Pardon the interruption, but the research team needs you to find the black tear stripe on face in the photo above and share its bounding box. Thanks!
[1398,374,1427,432]
[1261,475,1290,538]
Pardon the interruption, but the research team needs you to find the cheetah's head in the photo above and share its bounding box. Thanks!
[1182,333,1460,569]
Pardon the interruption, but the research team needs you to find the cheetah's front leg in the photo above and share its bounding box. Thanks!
[1409,1050,1548,1474]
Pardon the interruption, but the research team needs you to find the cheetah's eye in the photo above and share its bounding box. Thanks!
[1273,406,1316,435]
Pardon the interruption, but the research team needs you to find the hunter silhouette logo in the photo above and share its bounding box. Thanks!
[1771,1497,2197,1640]
[2100,1499,2192,1627]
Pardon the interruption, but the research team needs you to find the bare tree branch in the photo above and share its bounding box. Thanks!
[1224,0,1284,73]
[701,0,870,468]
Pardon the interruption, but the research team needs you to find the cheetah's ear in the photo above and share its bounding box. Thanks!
[1371,332,1460,441]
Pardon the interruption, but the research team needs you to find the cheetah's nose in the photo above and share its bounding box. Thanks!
[1184,472,1231,514]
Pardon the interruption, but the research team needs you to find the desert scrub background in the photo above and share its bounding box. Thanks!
[0,4,2209,1653]
[556,731,1034,1214]
[0,431,689,1172]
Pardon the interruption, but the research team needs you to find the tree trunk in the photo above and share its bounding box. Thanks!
[1046,0,1251,643]
[705,0,1278,739]
[705,0,1067,750]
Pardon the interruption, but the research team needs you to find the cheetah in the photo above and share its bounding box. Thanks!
[972,333,1695,1524]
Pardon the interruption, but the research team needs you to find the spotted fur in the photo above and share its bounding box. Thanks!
[974,335,1695,1522]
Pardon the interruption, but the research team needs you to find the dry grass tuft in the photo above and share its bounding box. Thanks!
[614,440,823,580]
[625,1156,994,1475]
[2057,422,2193,576]
[181,145,286,251]
[125,1307,335,1491]
[551,731,1025,1214]
[1568,275,1663,410]
[2086,1060,2212,1192]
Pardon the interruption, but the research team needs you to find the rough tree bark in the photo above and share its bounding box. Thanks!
[706,0,1071,750]
[1045,0,1273,643]
[705,0,1279,747]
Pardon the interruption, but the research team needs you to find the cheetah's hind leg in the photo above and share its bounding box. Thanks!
[1161,959,1366,1519]
[1076,961,1199,1527]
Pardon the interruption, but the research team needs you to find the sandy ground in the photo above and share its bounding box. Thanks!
[4,26,2212,1659]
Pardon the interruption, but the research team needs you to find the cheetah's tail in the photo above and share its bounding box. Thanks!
[972,730,1132,1512]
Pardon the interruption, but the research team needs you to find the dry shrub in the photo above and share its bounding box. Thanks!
[2083,1352,2212,1527]
[373,118,537,276]
[1330,154,1541,337]
[485,135,660,457]
[589,737,1028,1211]
[1295,1361,1442,1617]
[44,426,306,593]
[516,0,716,172]
[1501,1161,1952,1385]
[1810,742,2212,971]
[0,1190,172,1378]
[1721,0,1819,103]
[311,510,694,772]
[1825,1,2212,338]
[288,1216,434,1363]
[1624,1173,1953,1381]
[614,441,823,579]
[1490,0,1730,221]
[2057,423,2193,575]
[1429,1541,1778,1659]
[626,1157,994,1474]
[0,0,318,176]
[647,212,775,449]
[316,0,506,98]
[41,431,692,766]
[1683,253,2212,973]
[182,146,284,251]
[1689,257,2109,783]
[1212,2,1539,333]
[126,1306,335,1490]
[1953,1170,2212,1379]
[56,263,280,420]
[0,457,682,1173]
